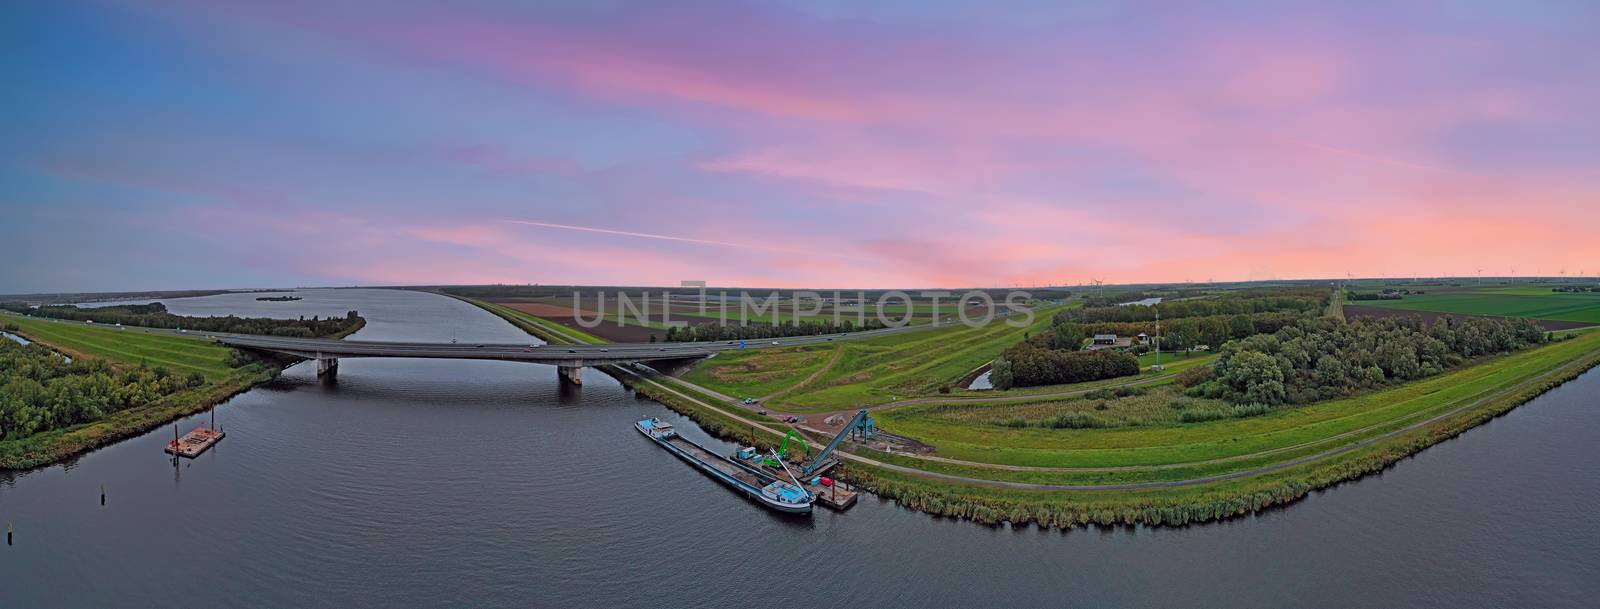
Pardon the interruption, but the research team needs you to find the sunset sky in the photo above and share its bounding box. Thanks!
[4,0,1598,292]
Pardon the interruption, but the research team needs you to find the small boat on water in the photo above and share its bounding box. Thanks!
[636,417,812,514]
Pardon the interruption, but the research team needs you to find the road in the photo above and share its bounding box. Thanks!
[1,311,950,364]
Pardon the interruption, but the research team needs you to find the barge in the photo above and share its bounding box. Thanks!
[636,417,812,514]
[166,425,224,458]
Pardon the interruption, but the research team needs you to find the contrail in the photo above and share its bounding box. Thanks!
[1287,139,1458,174]
[497,219,798,253]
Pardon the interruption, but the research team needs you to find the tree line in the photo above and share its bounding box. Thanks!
[664,318,887,342]
[989,342,1139,389]
[1061,289,1327,324]
[1051,312,1305,351]
[0,340,206,441]
[1187,316,1547,406]
[0,302,364,338]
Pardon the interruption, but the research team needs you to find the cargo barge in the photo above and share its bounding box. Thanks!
[636,417,812,514]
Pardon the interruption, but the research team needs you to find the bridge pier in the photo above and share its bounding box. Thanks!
[558,364,583,386]
[316,356,339,378]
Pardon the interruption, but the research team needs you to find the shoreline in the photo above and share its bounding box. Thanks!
[0,363,283,470]
[0,313,363,471]
[601,331,1600,527]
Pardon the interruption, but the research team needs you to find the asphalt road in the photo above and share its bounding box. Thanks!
[2,312,945,363]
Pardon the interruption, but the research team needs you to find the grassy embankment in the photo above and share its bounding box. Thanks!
[681,303,1074,412]
[626,326,1600,526]
[0,315,281,469]
[1356,286,1600,324]
[879,331,1600,472]
[844,330,1600,526]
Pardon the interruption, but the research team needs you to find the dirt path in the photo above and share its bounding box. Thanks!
[757,345,843,403]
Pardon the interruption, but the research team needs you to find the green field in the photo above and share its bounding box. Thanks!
[5,315,240,380]
[681,303,1071,411]
[874,330,1600,481]
[1355,286,1600,324]
[1,313,278,469]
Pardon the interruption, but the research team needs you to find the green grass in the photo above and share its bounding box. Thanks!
[902,386,1238,430]
[602,305,1600,526]
[681,344,838,399]
[0,313,279,469]
[1356,288,1600,324]
[5,315,238,380]
[683,303,1074,412]
[875,331,1600,475]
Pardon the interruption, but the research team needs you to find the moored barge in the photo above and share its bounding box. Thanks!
[636,417,812,514]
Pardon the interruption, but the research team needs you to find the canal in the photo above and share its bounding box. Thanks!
[1,289,1596,608]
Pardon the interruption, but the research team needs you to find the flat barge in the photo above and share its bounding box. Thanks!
[166,426,224,458]
[636,418,812,514]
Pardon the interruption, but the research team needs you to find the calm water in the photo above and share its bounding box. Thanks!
[3,288,1597,608]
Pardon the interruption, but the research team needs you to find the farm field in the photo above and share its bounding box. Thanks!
[471,293,1031,339]
[1350,286,1600,326]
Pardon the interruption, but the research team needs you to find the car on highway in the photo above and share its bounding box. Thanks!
[523,347,531,352]
[771,341,779,345]
[784,416,798,423]
[742,398,755,404]
[567,349,576,353]
[600,348,609,352]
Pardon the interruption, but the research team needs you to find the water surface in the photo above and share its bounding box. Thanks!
[2,288,1596,608]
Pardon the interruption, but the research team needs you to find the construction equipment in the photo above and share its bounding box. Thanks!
[763,429,810,468]
[800,409,876,477]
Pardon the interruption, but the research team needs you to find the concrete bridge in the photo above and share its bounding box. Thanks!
[217,327,912,385]
[2,312,933,385]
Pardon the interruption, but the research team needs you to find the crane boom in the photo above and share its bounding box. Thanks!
[802,409,876,477]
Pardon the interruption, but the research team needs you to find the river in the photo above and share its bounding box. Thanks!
[2,288,1596,608]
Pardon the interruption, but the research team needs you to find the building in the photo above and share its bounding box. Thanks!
[1087,334,1136,350]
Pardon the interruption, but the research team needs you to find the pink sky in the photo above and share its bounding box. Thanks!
[5,1,1599,291]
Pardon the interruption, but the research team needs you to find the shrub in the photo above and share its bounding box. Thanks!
[1174,364,1215,388]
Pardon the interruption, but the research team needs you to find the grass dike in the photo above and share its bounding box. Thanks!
[0,315,288,470]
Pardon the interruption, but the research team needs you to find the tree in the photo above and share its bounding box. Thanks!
[1219,350,1285,405]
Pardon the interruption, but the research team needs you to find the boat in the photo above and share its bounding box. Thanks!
[635,417,812,514]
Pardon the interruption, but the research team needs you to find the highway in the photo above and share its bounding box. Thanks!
[214,323,933,363]
[3,311,942,364]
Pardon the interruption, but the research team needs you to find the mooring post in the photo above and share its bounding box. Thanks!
[101,484,106,506]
